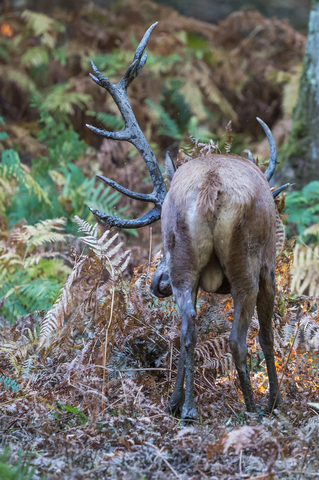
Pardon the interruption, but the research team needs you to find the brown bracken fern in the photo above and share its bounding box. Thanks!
[38,216,130,350]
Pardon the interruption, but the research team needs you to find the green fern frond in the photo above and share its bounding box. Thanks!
[42,83,93,115]
[20,278,61,303]
[87,183,127,219]
[87,111,124,131]
[21,46,49,67]
[0,65,38,94]
[21,10,65,48]
[0,149,50,205]
[146,100,182,139]
[0,375,20,392]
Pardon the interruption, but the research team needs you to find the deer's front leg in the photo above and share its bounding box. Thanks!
[169,290,197,419]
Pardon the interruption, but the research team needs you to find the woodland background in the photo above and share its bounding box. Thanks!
[0,0,319,479]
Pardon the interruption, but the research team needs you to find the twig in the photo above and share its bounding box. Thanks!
[148,226,153,269]
[145,442,182,479]
[297,449,310,480]
[0,393,35,408]
[270,312,301,416]
[102,277,115,408]
[127,313,169,344]
[226,403,239,418]
[236,471,319,479]
[74,365,178,375]
[71,364,214,392]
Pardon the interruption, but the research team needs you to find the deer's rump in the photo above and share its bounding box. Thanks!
[161,154,277,296]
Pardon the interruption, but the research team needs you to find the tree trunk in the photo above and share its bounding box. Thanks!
[281,0,319,189]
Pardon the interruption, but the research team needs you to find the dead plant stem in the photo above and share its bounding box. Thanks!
[270,313,301,416]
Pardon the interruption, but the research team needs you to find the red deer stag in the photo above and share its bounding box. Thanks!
[87,23,284,419]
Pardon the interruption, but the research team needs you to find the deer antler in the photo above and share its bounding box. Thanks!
[86,22,167,228]
[257,117,277,181]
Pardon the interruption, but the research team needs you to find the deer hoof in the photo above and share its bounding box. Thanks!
[167,399,184,418]
[268,392,283,412]
[181,404,197,420]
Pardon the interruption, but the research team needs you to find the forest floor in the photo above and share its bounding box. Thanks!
[1,239,319,480]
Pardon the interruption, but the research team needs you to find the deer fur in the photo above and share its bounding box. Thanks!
[151,154,283,418]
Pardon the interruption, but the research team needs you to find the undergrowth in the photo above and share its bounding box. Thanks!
[0,210,318,479]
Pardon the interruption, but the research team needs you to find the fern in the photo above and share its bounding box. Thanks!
[291,244,319,296]
[0,216,69,319]
[21,10,65,48]
[38,216,131,349]
[0,65,38,94]
[0,149,50,205]
[0,375,20,392]
[146,100,182,140]
[85,182,128,220]
[285,181,319,237]
[75,216,131,276]
[21,46,49,67]
[86,111,124,131]
[38,255,85,348]
[225,121,233,153]
[22,355,36,378]
[41,83,93,116]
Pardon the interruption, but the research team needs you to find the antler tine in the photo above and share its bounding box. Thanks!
[86,22,167,229]
[246,150,255,163]
[89,205,162,228]
[272,183,294,198]
[89,61,113,91]
[96,175,158,203]
[122,22,158,88]
[257,117,277,181]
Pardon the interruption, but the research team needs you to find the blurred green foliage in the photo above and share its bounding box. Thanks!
[0,449,40,480]
[285,181,319,240]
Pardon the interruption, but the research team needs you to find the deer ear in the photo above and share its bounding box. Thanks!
[165,151,176,185]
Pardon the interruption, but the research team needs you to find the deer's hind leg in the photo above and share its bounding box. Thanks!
[257,269,282,411]
[229,287,258,412]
